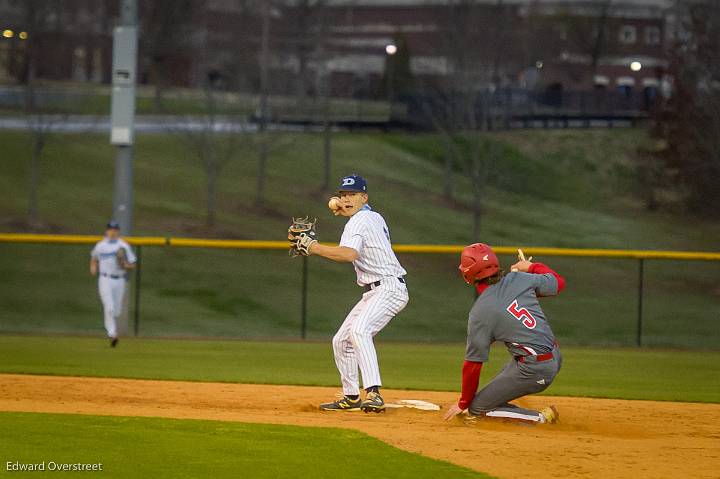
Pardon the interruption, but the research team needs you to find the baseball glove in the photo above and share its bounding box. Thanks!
[116,247,132,270]
[287,216,318,257]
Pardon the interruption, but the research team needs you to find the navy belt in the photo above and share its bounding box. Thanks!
[364,277,405,292]
[101,273,125,280]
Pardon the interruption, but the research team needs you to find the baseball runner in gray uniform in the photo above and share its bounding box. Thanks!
[444,243,565,424]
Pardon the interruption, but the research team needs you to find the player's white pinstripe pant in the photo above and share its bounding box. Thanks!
[332,279,409,396]
[98,276,126,338]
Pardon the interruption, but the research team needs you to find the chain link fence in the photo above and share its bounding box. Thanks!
[1,236,719,349]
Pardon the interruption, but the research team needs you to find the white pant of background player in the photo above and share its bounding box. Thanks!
[333,279,409,396]
[98,275,126,338]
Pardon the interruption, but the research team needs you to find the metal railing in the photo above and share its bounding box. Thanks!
[2,233,719,346]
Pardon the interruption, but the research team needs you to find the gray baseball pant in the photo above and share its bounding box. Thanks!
[468,346,562,422]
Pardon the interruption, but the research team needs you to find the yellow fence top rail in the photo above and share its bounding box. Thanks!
[1,233,719,261]
[169,238,288,250]
[0,233,168,246]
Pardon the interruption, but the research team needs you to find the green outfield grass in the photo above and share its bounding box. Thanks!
[1,130,719,348]
[0,412,485,478]
[1,336,718,403]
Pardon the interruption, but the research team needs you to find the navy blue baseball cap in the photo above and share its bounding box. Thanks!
[106,220,121,230]
[337,174,367,193]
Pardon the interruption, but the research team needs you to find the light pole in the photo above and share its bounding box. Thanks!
[109,0,138,337]
[110,0,138,235]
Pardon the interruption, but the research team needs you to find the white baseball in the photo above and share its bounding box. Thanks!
[328,196,341,211]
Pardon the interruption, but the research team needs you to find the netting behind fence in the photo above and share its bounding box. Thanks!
[2,241,718,348]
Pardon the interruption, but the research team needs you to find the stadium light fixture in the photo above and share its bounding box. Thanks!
[385,44,397,55]
[630,61,642,72]
[2,29,13,38]
[535,60,544,69]
[19,31,28,40]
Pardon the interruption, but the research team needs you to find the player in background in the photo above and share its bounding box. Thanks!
[444,243,564,424]
[297,174,409,413]
[90,221,136,347]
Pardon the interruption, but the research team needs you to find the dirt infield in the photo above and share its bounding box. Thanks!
[1,374,718,478]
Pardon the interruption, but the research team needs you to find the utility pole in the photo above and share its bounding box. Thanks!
[110,0,138,234]
[109,0,138,338]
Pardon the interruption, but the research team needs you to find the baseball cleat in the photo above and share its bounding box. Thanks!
[110,338,119,348]
[319,395,362,411]
[460,410,479,425]
[540,405,559,424]
[360,391,385,413]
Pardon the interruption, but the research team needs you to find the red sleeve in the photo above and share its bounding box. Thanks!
[458,360,483,410]
[528,262,566,294]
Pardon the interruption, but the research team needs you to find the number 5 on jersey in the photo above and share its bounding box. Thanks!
[506,300,537,329]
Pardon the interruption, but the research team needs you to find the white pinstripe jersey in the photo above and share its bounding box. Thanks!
[339,206,407,286]
[90,238,136,276]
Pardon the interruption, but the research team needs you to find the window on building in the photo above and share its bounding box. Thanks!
[45,9,58,25]
[619,25,637,44]
[91,47,103,83]
[645,26,661,45]
[558,25,568,41]
[72,46,87,82]
[77,6,90,23]
[0,43,10,81]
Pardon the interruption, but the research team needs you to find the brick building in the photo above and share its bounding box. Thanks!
[0,0,675,104]
[304,0,674,101]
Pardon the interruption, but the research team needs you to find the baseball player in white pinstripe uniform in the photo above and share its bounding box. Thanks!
[90,221,136,348]
[303,175,409,412]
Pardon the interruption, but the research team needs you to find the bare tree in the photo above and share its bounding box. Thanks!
[549,0,616,77]
[303,1,334,192]
[284,1,327,106]
[302,1,334,191]
[264,1,336,192]
[647,0,720,215]
[24,97,59,227]
[586,0,614,76]
[255,0,271,207]
[418,0,514,240]
[167,6,252,228]
[174,84,247,228]
[140,0,198,111]
[320,68,334,191]
[13,0,64,227]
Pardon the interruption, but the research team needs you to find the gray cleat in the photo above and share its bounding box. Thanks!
[319,395,362,411]
[361,391,385,413]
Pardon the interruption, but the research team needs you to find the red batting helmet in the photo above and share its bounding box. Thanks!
[459,243,499,284]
